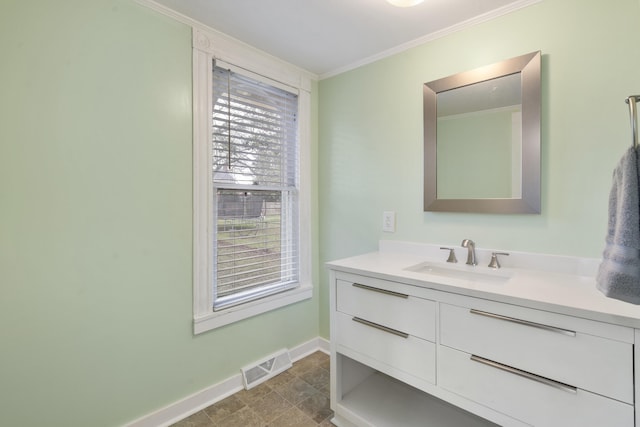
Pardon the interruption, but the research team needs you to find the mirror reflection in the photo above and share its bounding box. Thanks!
[436,73,522,199]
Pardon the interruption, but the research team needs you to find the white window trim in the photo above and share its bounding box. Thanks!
[192,28,312,334]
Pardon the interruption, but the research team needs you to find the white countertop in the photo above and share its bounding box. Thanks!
[327,241,640,329]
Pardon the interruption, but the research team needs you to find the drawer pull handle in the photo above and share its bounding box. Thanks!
[352,317,409,338]
[470,355,577,394]
[469,309,576,337]
[352,283,409,299]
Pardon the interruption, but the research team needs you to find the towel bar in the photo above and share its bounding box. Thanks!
[625,95,640,148]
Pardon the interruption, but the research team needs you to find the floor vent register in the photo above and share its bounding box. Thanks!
[241,348,292,390]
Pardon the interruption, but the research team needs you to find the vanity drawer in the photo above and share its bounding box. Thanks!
[438,345,634,427]
[440,302,633,403]
[335,311,436,385]
[336,278,436,342]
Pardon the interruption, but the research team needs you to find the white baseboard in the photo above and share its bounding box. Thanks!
[289,336,330,361]
[124,336,329,427]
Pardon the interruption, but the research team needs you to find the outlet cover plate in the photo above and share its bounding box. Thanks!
[382,211,395,232]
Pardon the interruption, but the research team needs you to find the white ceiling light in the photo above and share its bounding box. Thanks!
[386,0,424,7]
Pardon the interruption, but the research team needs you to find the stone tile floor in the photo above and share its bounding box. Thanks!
[172,351,334,427]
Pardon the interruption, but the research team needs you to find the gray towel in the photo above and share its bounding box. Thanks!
[596,146,640,304]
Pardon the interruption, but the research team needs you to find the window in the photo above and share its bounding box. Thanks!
[212,65,299,310]
[192,29,312,333]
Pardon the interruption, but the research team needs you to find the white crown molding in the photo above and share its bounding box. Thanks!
[136,0,539,80]
[123,337,329,427]
[319,0,543,80]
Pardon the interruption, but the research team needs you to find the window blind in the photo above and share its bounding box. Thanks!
[211,63,300,310]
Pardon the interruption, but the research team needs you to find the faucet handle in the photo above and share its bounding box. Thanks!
[440,247,458,263]
[488,252,509,269]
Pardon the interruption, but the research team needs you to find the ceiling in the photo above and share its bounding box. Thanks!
[151,0,538,78]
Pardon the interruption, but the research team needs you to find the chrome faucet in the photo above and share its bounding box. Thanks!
[461,239,477,266]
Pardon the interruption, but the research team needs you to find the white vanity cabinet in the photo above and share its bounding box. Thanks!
[329,257,639,427]
[330,271,524,427]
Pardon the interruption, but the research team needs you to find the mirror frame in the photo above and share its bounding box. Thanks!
[423,51,541,214]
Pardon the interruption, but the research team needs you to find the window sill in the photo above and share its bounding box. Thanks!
[193,284,313,334]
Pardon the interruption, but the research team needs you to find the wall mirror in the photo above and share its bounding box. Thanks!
[423,51,541,213]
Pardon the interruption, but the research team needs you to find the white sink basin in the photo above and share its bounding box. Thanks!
[404,262,512,285]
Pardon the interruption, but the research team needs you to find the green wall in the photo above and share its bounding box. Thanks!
[3,0,640,424]
[0,1,319,426]
[318,0,640,336]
